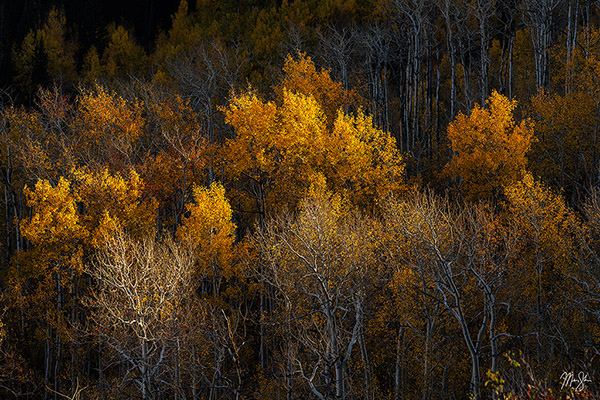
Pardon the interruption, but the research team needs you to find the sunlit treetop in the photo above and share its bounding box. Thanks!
[223,54,404,217]
[277,52,362,126]
[444,91,535,201]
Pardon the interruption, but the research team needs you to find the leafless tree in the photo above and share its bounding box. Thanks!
[470,0,494,104]
[384,191,515,400]
[256,192,377,400]
[356,23,394,134]
[571,188,600,360]
[167,39,245,145]
[436,0,465,120]
[85,230,195,399]
[522,0,562,89]
[317,25,356,93]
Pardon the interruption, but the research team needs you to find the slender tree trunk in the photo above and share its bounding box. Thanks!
[398,59,407,153]
[98,342,102,394]
[447,267,484,399]
[359,325,371,400]
[440,0,458,120]
[565,0,579,94]
[394,327,404,400]
[489,296,499,373]
[404,57,412,153]
[471,356,481,400]
[426,39,434,157]
[435,59,441,152]
[54,335,61,400]
[139,335,152,400]
[3,182,10,264]
[175,339,181,400]
[335,359,345,400]
[327,305,342,399]
[450,42,457,119]
[287,321,293,400]
[54,270,63,400]
[13,191,21,252]
[256,182,267,372]
[412,31,420,151]
[192,347,198,400]
[207,101,215,185]
[462,50,473,109]
[565,0,574,94]
[422,316,432,400]
[508,34,514,99]
[479,11,489,104]
[71,272,77,395]
[45,317,52,400]
[383,63,390,134]
[527,0,554,90]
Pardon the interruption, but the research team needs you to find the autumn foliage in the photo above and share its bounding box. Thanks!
[223,55,404,219]
[444,91,535,200]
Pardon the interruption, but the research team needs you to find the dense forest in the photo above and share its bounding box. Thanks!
[2,0,600,399]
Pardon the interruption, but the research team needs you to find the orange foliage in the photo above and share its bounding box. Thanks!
[177,182,236,283]
[223,56,404,218]
[277,53,362,125]
[72,84,146,171]
[444,91,535,201]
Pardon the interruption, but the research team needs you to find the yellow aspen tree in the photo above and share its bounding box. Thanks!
[221,90,279,226]
[327,109,404,208]
[72,84,146,171]
[444,90,535,201]
[15,177,85,335]
[504,172,579,274]
[223,65,404,223]
[222,89,318,217]
[1,88,78,268]
[174,183,247,399]
[277,52,361,126]
[9,177,88,397]
[15,167,158,283]
[15,168,156,270]
[176,182,237,294]
[71,167,158,248]
[20,177,87,251]
[8,165,159,396]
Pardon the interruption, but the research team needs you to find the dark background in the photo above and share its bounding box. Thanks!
[0,0,181,87]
